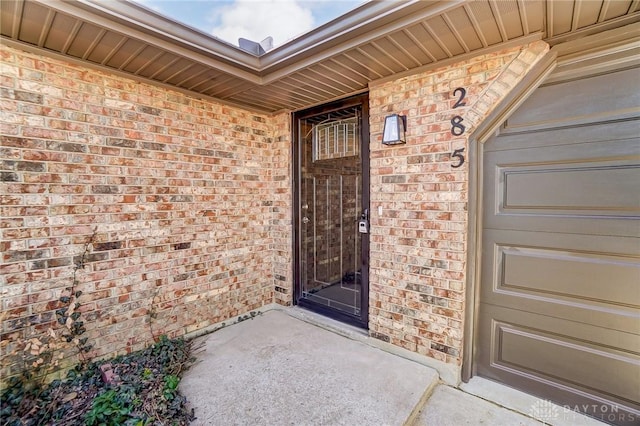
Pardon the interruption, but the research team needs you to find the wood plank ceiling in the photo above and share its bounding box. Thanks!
[1,0,639,114]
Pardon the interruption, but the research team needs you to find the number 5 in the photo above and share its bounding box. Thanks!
[451,148,465,168]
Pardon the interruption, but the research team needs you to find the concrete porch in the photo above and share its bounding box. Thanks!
[180,309,605,425]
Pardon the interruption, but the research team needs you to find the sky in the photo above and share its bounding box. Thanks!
[134,0,367,49]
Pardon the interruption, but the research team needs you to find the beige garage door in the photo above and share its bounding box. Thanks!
[476,63,640,425]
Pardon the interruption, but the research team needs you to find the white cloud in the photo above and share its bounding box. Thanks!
[209,0,315,48]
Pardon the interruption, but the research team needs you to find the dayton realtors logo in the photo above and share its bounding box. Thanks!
[529,399,636,424]
[529,399,559,423]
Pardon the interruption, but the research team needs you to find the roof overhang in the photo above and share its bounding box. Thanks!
[1,0,638,113]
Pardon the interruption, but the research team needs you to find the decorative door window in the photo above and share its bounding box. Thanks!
[312,117,359,162]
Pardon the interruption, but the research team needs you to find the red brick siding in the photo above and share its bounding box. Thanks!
[368,41,550,365]
[0,46,288,375]
[0,39,551,378]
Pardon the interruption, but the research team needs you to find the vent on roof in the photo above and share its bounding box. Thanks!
[238,36,273,55]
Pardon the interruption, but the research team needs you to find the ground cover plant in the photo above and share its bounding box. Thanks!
[1,230,195,424]
[1,335,196,425]
[1,227,264,425]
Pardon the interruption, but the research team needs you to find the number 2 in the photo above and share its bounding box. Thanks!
[453,87,466,108]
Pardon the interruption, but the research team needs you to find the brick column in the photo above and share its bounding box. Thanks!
[367,41,550,366]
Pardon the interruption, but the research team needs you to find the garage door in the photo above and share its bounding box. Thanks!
[475,63,640,425]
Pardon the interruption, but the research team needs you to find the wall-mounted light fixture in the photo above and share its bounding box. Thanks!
[381,114,406,145]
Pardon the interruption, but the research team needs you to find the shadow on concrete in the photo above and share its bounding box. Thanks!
[182,309,602,426]
[180,309,437,425]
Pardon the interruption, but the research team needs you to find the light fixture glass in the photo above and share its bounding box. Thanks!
[382,114,406,145]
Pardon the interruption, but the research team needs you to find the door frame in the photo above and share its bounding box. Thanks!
[291,92,370,329]
[461,51,556,381]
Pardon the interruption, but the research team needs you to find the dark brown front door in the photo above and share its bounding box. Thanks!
[293,94,370,328]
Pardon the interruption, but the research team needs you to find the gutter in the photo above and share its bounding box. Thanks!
[34,0,465,84]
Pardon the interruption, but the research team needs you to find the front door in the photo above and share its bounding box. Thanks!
[293,94,369,328]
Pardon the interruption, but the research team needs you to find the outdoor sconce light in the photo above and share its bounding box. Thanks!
[381,114,406,145]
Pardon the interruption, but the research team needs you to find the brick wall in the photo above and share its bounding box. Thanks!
[1,39,551,379]
[270,113,293,306]
[0,45,290,376]
[367,41,549,366]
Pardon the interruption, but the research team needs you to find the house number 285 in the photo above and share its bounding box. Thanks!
[450,87,466,168]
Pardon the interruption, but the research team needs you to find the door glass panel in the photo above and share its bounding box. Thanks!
[299,106,362,317]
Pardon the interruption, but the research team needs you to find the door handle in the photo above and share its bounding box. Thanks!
[302,217,310,224]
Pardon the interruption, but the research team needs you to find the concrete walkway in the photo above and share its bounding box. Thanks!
[180,309,602,426]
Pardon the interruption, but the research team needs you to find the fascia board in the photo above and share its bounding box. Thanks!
[260,0,464,68]
[259,0,466,83]
[28,0,473,88]
[260,0,424,67]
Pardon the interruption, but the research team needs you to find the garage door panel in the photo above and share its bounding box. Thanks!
[482,228,640,257]
[484,139,640,235]
[500,164,639,212]
[477,306,640,375]
[481,230,640,332]
[487,120,640,152]
[484,213,639,238]
[476,308,640,412]
[500,329,638,401]
[500,245,640,307]
[502,67,640,133]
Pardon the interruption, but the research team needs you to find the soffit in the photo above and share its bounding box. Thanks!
[1,0,639,114]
